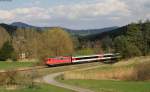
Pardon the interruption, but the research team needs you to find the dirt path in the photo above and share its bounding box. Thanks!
[43,66,101,92]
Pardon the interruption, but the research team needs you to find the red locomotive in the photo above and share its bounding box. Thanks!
[45,53,119,66]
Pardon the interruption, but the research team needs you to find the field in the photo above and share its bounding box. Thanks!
[59,79,150,92]
[1,56,150,92]
[0,62,102,92]
[57,56,150,92]
[0,62,35,70]
[0,83,74,92]
[34,62,103,78]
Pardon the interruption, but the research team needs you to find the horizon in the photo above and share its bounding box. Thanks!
[0,0,150,29]
[1,21,120,30]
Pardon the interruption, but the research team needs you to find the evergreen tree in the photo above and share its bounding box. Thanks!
[142,21,150,55]
[0,41,16,61]
[114,36,141,58]
[101,36,114,53]
[126,23,143,52]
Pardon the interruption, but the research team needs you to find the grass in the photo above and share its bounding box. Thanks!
[0,62,35,70]
[62,56,150,80]
[0,62,96,92]
[0,83,74,92]
[57,56,150,92]
[59,79,150,92]
[0,62,101,92]
[34,62,103,78]
[1,62,102,92]
[1,56,150,92]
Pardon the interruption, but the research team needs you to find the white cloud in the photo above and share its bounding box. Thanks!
[13,7,51,20]
[0,7,51,22]
[0,0,150,28]
[49,0,130,20]
[0,10,15,20]
[0,0,130,22]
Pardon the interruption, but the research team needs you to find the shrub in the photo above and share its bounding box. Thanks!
[133,61,150,80]
[0,70,18,86]
[5,70,18,86]
[0,69,39,89]
[0,41,16,61]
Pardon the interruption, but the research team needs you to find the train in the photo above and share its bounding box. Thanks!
[45,53,120,66]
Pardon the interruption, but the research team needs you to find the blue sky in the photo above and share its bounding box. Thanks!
[0,0,150,29]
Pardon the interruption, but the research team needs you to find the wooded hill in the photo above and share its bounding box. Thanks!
[81,20,150,58]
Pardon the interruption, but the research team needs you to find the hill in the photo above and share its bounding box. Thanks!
[11,22,37,28]
[65,26,118,36]
[82,26,127,41]
[0,22,119,37]
[0,23,17,35]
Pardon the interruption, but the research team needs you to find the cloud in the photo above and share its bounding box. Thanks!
[0,0,130,22]
[0,0,150,29]
[0,7,51,22]
[0,10,15,20]
[121,0,150,20]
[14,7,51,20]
[49,0,130,20]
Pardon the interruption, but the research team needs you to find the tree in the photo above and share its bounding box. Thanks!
[0,41,16,61]
[38,28,74,60]
[76,48,95,55]
[101,36,114,53]
[0,26,10,49]
[93,40,103,54]
[114,36,141,58]
[142,21,150,55]
[12,28,27,59]
[12,28,40,59]
[126,23,143,50]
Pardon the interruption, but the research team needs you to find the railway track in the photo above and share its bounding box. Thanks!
[0,53,120,73]
[0,65,48,73]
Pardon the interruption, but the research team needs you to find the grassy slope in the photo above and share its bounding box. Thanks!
[58,56,150,92]
[0,84,74,92]
[0,62,35,70]
[60,79,150,92]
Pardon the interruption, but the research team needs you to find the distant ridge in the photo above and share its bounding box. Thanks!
[11,22,37,28]
[65,26,118,36]
[0,22,119,38]
[0,23,17,35]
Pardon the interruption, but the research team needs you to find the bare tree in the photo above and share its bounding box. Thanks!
[38,28,74,60]
[0,26,10,49]
[12,28,40,59]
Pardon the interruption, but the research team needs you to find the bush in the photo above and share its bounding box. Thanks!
[0,41,16,61]
[0,69,39,89]
[114,36,142,58]
[134,61,150,80]
[0,70,18,86]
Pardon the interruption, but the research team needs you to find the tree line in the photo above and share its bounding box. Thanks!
[101,20,150,58]
[0,27,74,61]
[0,20,150,61]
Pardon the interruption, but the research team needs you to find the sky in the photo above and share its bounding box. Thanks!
[0,0,150,29]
